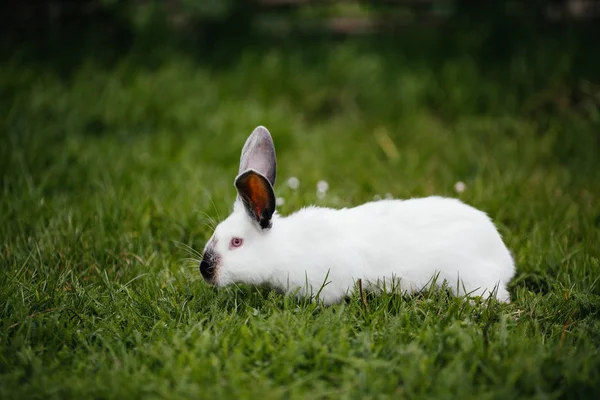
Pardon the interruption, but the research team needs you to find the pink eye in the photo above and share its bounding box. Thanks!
[230,237,243,248]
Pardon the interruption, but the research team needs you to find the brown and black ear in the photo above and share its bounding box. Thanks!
[235,170,276,229]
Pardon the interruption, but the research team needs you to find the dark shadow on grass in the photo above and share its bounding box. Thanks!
[510,271,552,295]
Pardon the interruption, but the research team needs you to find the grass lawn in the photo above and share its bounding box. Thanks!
[1,37,600,399]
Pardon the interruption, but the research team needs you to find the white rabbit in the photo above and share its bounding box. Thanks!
[200,126,515,305]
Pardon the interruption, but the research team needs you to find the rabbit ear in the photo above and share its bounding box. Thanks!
[238,126,277,186]
[235,170,276,230]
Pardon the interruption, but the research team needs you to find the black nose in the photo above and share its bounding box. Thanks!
[199,257,215,282]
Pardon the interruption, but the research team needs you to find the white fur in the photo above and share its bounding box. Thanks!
[205,196,515,305]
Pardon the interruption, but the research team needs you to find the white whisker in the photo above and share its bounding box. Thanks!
[196,210,218,230]
[206,192,222,223]
[173,240,204,259]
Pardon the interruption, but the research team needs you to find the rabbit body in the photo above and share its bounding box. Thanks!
[254,197,513,304]
[199,126,515,305]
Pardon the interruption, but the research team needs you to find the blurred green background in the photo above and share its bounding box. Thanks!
[1,1,600,399]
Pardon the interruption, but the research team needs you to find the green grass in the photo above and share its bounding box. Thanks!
[1,39,600,399]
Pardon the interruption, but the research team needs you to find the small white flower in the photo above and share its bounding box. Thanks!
[454,181,466,193]
[316,191,326,200]
[373,194,382,201]
[276,197,286,206]
[317,180,329,193]
[385,193,393,200]
[287,177,300,190]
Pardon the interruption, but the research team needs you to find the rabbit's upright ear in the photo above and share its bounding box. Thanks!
[238,126,277,186]
[235,170,276,229]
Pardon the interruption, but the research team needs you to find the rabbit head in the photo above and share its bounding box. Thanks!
[200,126,278,286]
